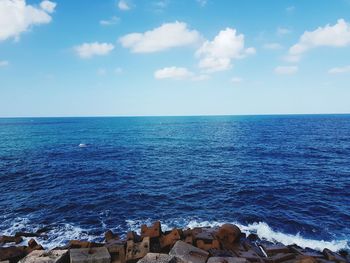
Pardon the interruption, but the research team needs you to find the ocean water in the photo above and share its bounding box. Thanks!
[0,115,349,251]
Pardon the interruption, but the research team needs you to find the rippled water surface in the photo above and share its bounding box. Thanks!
[0,115,349,250]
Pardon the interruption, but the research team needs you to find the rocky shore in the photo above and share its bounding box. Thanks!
[0,222,349,263]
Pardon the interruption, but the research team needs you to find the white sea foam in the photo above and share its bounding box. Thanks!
[79,143,87,148]
[126,218,349,252]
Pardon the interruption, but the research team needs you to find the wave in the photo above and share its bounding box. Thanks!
[126,219,349,252]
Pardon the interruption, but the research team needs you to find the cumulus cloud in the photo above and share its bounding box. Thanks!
[263,43,283,50]
[74,42,115,59]
[328,65,350,74]
[274,66,298,75]
[196,28,255,73]
[154,66,209,81]
[287,19,350,62]
[0,60,9,67]
[0,0,56,42]
[118,0,130,10]
[154,67,194,80]
[119,21,201,53]
[100,16,120,26]
[40,0,56,13]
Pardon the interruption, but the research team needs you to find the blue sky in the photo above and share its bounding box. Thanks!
[1,0,350,117]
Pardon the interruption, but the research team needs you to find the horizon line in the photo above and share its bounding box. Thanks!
[1,112,350,119]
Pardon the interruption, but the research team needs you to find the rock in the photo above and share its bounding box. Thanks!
[141,222,162,239]
[215,224,241,246]
[137,253,176,263]
[261,244,290,256]
[322,248,347,262]
[105,230,120,243]
[207,257,248,263]
[70,247,111,263]
[169,240,209,263]
[105,240,126,263]
[196,240,220,251]
[0,261,10,263]
[0,235,23,245]
[27,239,38,249]
[126,237,150,262]
[265,253,295,263]
[288,245,324,258]
[293,256,317,263]
[0,246,27,263]
[36,226,51,234]
[18,250,68,263]
[234,249,263,262]
[15,232,40,238]
[160,229,181,249]
[68,240,103,249]
[127,232,142,243]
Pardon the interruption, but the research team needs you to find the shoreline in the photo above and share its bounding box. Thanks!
[1,222,349,263]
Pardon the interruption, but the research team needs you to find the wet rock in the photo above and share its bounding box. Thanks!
[207,257,248,263]
[265,253,295,263]
[196,240,220,251]
[137,253,176,263]
[160,229,181,250]
[18,250,68,263]
[105,240,126,263]
[191,227,220,251]
[0,246,27,263]
[207,249,234,257]
[215,224,241,247]
[68,240,103,249]
[169,240,209,263]
[322,248,347,262]
[247,233,260,242]
[0,235,23,245]
[15,232,40,238]
[288,245,324,258]
[141,222,162,239]
[234,249,263,262]
[127,232,142,243]
[261,244,290,256]
[70,247,111,263]
[126,237,150,262]
[105,230,120,243]
[36,226,52,234]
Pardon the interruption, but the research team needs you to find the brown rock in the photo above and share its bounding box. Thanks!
[261,244,290,256]
[141,222,162,239]
[105,230,120,243]
[322,248,347,263]
[169,240,209,263]
[0,235,23,245]
[0,246,27,263]
[215,224,241,246]
[127,231,142,243]
[265,253,295,263]
[27,239,38,249]
[68,240,103,249]
[207,257,248,263]
[196,239,221,251]
[105,240,126,263]
[126,237,150,262]
[160,229,181,249]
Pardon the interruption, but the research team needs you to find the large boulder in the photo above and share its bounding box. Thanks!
[70,247,111,263]
[137,253,176,263]
[169,241,208,263]
[18,250,68,263]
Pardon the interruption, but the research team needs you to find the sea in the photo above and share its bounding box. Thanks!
[0,115,349,251]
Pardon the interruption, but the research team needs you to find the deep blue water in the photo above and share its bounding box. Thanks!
[0,115,349,250]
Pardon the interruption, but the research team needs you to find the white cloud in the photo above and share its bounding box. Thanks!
[100,16,120,26]
[119,21,201,53]
[154,66,209,81]
[231,77,243,83]
[328,65,350,74]
[0,60,9,67]
[288,19,350,61]
[277,27,291,36]
[0,0,56,42]
[118,0,130,10]
[154,67,194,80]
[40,0,56,13]
[274,66,298,75]
[74,42,114,59]
[196,28,255,73]
[263,43,283,50]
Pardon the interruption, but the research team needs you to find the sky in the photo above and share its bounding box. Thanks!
[1,0,350,117]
